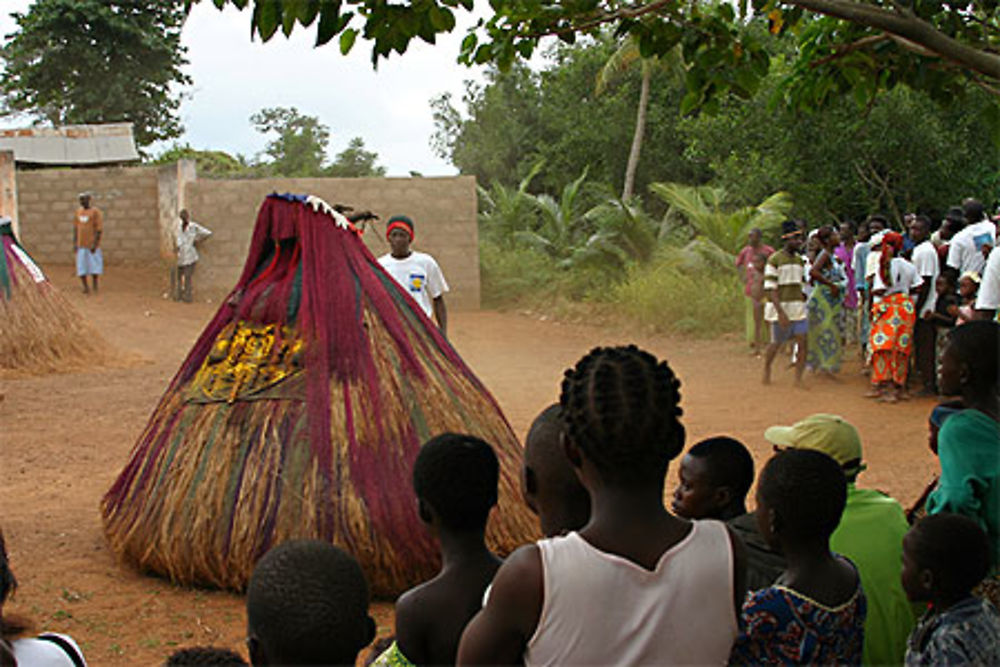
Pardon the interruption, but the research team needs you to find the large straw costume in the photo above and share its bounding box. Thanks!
[101,194,536,596]
[0,218,108,374]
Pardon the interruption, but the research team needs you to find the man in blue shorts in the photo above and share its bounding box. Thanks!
[73,193,103,294]
[763,220,808,386]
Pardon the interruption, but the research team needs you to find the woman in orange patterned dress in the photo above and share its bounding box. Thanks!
[867,231,923,403]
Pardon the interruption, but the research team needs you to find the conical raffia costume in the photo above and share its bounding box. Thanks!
[101,195,536,595]
[0,219,108,374]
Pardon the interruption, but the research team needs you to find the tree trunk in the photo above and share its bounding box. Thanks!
[622,66,650,201]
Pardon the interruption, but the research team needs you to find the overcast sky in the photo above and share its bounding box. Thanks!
[0,1,493,176]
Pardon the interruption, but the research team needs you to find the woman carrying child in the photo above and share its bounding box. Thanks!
[807,225,846,377]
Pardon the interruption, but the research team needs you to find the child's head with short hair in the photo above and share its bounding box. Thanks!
[902,513,991,605]
[413,433,499,534]
[522,404,590,536]
[936,272,957,297]
[560,345,685,486]
[958,271,981,299]
[165,646,248,666]
[755,449,847,550]
[246,540,375,666]
[671,436,754,520]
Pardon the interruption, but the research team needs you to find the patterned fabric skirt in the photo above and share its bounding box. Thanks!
[807,286,843,372]
[841,306,859,345]
[869,293,916,385]
[935,326,951,376]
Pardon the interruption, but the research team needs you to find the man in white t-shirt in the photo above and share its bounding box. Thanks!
[909,215,939,394]
[946,199,996,275]
[976,245,1000,320]
[378,215,449,336]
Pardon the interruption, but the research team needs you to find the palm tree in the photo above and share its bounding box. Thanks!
[477,160,545,247]
[512,167,591,264]
[595,38,685,201]
[649,182,793,255]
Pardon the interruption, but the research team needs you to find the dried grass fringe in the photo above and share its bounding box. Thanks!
[0,260,110,376]
[102,303,538,597]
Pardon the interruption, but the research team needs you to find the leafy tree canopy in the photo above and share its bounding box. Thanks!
[188,0,999,112]
[2,0,190,147]
[327,137,387,177]
[432,38,709,198]
[251,106,331,176]
[248,106,387,177]
[152,143,261,178]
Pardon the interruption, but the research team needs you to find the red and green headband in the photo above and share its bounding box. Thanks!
[386,216,415,242]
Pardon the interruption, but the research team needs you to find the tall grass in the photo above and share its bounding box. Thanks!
[480,241,743,337]
[606,248,743,336]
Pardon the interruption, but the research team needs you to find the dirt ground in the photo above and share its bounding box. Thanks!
[0,265,939,665]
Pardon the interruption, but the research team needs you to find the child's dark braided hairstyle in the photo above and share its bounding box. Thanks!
[559,345,685,484]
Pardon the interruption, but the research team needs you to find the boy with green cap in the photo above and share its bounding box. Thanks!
[765,413,916,665]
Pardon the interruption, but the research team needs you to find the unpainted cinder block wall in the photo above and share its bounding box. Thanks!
[185,176,480,309]
[13,167,480,309]
[17,166,160,264]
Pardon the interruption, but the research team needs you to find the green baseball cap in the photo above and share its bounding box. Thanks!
[764,413,866,476]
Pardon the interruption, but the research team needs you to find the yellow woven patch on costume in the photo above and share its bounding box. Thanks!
[187,320,305,403]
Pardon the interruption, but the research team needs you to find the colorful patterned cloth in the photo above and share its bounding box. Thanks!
[371,641,416,667]
[870,292,916,385]
[731,580,867,665]
[807,258,845,373]
[905,596,1000,666]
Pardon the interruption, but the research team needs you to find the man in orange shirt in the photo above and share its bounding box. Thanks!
[73,193,103,294]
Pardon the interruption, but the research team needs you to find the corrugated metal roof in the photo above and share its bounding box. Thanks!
[0,123,140,165]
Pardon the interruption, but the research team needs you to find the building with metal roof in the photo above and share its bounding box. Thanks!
[0,123,140,166]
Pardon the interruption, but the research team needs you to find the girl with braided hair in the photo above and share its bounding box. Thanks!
[867,231,923,402]
[458,345,746,665]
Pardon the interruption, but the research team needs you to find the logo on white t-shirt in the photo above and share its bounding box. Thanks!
[408,272,426,293]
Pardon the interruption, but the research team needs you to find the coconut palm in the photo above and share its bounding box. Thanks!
[649,182,793,256]
[569,195,659,273]
[596,38,685,201]
[512,166,590,264]
[477,160,545,247]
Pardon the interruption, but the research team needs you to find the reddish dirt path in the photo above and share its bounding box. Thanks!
[0,265,939,664]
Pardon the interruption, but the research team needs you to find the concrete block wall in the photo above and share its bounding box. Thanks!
[185,176,480,308]
[17,166,160,265]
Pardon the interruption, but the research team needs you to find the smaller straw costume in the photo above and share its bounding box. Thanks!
[0,217,108,374]
[101,195,536,596]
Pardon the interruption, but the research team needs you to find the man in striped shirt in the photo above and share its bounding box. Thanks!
[763,220,808,386]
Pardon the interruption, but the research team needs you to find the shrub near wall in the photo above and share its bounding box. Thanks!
[607,249,742,336]
[481,241,744,337]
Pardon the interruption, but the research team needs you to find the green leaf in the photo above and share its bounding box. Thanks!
[429,6,455,31]
[339,27,357,54]
[460,32,477,58]
[254,0,281,40]
[297,0,321,25]
[315,2,342,45]
[282,1,299,36]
